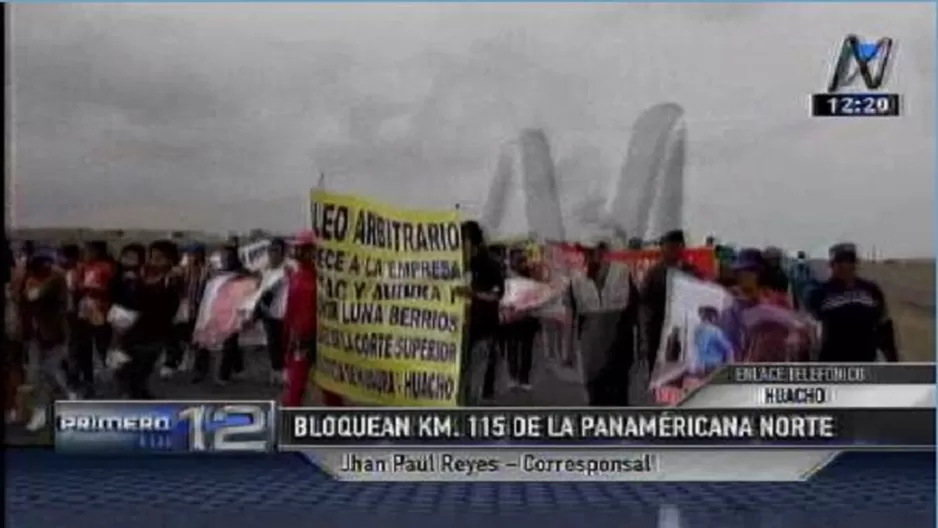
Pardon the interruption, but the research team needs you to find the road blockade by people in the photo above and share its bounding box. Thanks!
[0,221,911,423]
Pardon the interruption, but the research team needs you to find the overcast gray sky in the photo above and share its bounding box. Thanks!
[9,3,935,257]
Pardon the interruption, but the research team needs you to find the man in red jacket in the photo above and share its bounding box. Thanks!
[281,231,343,406]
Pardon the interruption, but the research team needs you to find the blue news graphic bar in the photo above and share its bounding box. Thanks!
[54,400,277,454]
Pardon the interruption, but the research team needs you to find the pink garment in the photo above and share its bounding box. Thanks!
[739,302,813,363]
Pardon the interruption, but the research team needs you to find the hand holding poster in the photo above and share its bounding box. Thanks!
[310,190,465,406]
[649,271,735,404]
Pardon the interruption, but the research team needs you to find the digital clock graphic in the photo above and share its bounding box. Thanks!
[811,93,901,117]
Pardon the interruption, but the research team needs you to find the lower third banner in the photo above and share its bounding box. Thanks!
[279,408,934,447]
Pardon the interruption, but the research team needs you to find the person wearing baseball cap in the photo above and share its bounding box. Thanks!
[806,243,898,362]
[719,248,814,363]
[713,247,765,353]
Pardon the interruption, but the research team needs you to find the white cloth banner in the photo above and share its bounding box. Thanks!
[499,277,568,323]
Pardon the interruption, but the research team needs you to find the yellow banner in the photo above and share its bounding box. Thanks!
[310,190,465,406]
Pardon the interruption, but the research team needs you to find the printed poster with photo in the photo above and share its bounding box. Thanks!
[192,274,260,351]
[649,270,734,405]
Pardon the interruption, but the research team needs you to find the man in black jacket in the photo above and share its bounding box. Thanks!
[808,243,898,362]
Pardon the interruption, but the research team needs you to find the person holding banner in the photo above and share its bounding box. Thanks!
[641,230,699,372]
[569,242,638,406]
[717,248,813,363]
[455,221,505,405]
[192,244,250,384]
[256,238,290,385]
[281,231,344,406]
[503,249,541,391]
[160,243,210,378]
[108,240,183,399]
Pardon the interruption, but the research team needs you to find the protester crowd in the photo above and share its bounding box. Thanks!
[3,221,901,430]
[3,233,334,432]
[459,223,901,407]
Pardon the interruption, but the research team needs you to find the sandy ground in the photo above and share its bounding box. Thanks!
[862,260,935,362]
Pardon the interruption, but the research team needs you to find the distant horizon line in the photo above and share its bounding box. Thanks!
[7,225,934,262]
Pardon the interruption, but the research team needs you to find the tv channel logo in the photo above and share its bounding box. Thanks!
[827,35,894,93]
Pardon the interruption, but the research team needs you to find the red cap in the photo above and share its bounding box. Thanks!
[292,230,317,246]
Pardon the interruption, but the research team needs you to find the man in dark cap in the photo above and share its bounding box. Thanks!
[807,243,898,362]
[640,229,700,372]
